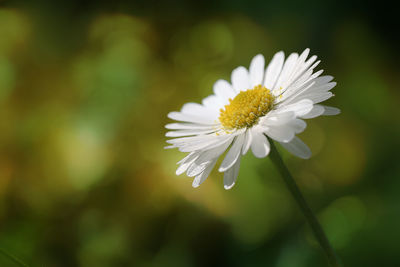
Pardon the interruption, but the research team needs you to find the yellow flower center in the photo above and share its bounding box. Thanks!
[219,85,275,130]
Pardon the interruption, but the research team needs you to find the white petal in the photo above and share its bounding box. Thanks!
[280,136,311,159]
[231,66,250,92]
[178,135,232,153]
[186,161,209,177]
[223,157,241,190]
[282,48,311,88]
[290,119,307,133]
[264,119,306,142]
[277,80,316,104]
[290,82,336,103]
[185,140,229,176]
[273,52,299,91]
[283,72,330,104]
[278,69,325,104]
[302,92,333,104]
[219,133,245,172]
[169,134,229,153]
[194,137,233,165]
[249,54,265,87]
[165,123,215,130]
[274,57,323,100]
[264,51,284,89]
[168,112,216,125]
[181,102,206,115]
[261,111,295,126]
[297,48,310,65]
[177,151,199,165]
[313,75,334,85]
[309,82,337,93]
[180,102,220,121]
[242,129,252,155]
[176,152,200,175]
[167,134,216,146]
[275,99,314,117]
[201,95,223,111]
[285,52,318,89]
[250,129,270,158]
[192,158,218,188]
[291,59,321,85]
[321,105,341,116]
[276,68,313,98]
[301,105,325,119]
[213,79,236,103]
[166,128,216,137]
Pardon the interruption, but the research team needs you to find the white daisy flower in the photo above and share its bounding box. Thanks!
[165,49,340,189]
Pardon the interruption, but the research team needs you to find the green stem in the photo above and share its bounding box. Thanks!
[0,248,29,267]
[268,140,342,267]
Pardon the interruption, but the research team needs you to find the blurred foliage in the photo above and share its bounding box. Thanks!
[0,0,399,266]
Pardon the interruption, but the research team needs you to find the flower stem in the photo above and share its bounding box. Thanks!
[268,140,342,267]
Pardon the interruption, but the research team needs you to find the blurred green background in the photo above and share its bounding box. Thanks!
[0,0,399,266]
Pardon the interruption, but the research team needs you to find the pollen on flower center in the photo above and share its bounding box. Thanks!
[219,85,275,130]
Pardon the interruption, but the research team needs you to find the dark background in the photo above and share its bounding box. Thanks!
[0,0,399,266]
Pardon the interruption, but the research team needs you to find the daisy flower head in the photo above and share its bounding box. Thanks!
[165,49,340,189]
